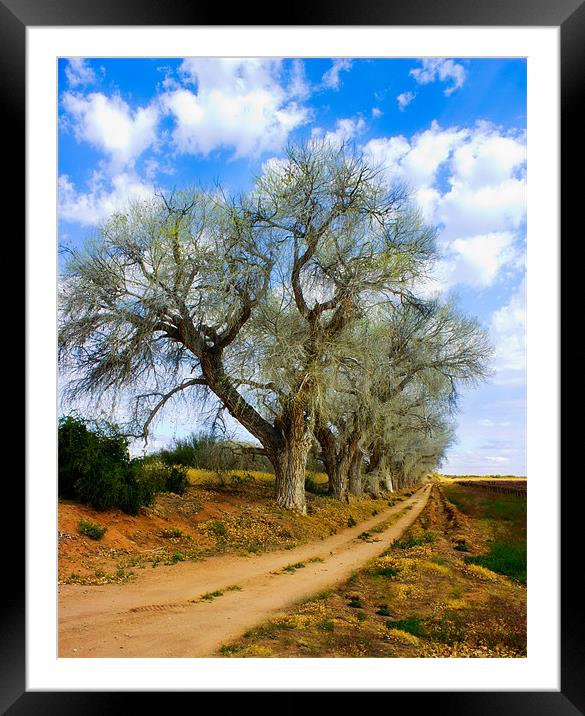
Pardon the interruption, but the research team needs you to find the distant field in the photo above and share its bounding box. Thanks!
[438,474,527,482]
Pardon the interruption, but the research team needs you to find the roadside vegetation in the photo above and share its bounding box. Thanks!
[58,464,418,585]
[216,482,526,658]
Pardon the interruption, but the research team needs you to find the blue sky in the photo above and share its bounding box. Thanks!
[58,56,527,475]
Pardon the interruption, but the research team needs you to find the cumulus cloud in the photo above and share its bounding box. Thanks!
[61,92,159,171]
[161,58,310,158]
[397,91,416,111]
[65,58,97,87]
[321,59,352,90]
[363,120,526,292]
[312,116,366,147]
[58,172,156,226]
[410,58,467,95]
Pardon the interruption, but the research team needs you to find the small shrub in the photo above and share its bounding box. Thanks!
[169,552,185,563]
[160,528,184,539]
[209,520,227,538]
[347,516,357,527]
[454,540,470,552]
[385,617,425,637]
[347,596,363,609]
[219,643,241,655]
[78,519,107,540]
[164,465,190,495]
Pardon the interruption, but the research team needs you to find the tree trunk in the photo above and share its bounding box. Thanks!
[271,401,311,514]
[328,459,349,502]
[315,420,349,501]
[383,472,394,492]
[365,468,381,497]
[348,450,362,496]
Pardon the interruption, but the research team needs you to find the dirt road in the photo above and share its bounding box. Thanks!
[59,484,431,657]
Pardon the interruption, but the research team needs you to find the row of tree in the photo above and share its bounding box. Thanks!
[59,141,492,513]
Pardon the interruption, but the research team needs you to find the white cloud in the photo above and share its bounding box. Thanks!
[59,172,156,227]
[65,58,96,87]
[449,232,519,287]
[312,116,366,147]
[371,107,383,119]
[490,278,527,381]
[288,59,311,100]
[62,92,159,171]
[321,59,352,90]
[410,58,467,95]
[396,91,415,111]
[362,121,526,291]
[161,58,310,158]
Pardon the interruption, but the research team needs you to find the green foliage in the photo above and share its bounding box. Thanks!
[464,541,527,584]
[385,617,425,637]
[58,416,152,515]
[347,515,357,527]
[209,520,227,538]
[59,416,190,515]
[78,519,107,540]
[395,530,436,549]
[137,460,190,495]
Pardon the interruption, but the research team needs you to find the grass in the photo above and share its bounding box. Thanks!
[78,519,107,540]
[192,584,242,603]
[385,617,425,637]
[465,541,526,584]
[443,484,527,585]
[394,530,435,549]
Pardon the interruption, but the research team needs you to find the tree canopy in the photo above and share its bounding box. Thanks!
[59,140,493,512]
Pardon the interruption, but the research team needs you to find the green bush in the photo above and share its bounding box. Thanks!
[58,416,152,515]
[385,617,425,637]
[136,459,189,496]
[78,519,107,540]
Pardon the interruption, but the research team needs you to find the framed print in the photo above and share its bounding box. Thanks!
[12,0,578,712]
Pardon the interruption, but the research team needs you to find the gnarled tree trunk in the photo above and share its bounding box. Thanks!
[271,400,312,514]
[348,449,363,496]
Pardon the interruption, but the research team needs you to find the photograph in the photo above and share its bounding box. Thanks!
[56,55,529,660]
[14,10,574,708]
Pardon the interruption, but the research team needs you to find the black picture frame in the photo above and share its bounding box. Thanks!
[12,0,578,712]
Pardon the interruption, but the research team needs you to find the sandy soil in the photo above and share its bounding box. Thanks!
[58,484,431,657]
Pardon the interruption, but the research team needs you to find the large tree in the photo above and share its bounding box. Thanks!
[313,301,492,498]
[59,141,439,513]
